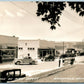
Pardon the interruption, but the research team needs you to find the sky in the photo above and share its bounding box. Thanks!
[0,1,84,42]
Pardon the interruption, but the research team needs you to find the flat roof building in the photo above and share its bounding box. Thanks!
[18,40,84,60]
[0,35,18,63]
[18,39,56,59]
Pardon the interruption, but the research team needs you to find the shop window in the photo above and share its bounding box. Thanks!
[8,47,15,49]
[0,49,15,61]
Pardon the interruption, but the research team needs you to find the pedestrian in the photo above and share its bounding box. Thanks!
[0,55,2,63]
[70,59,75,65]
[59,57,61,67]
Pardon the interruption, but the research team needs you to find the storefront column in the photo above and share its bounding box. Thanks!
[16,46,18,58]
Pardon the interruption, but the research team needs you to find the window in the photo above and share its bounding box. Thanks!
[27,48,29,50]
[33,48,35,50]
[7,47,15,49]
[30,48,32,50]
[28,53,30,56]
[18,47,23,50]
[27,48,35,50]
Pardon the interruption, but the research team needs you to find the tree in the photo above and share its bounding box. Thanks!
[36,2,84,30]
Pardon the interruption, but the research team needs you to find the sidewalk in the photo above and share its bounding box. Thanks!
[10,63,76,82]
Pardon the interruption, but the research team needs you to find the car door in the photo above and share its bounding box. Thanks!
[27,57,32,64]
[22,58,28,63]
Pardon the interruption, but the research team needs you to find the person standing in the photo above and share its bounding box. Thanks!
[0,55,2,63]
[0,50,2,63]
[59,56,63,67]
[59,56,61,67]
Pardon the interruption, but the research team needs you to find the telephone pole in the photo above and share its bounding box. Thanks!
[63,41,64,54]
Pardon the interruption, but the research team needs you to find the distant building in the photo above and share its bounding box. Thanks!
[0,35,18,62]
[55,41,84,53]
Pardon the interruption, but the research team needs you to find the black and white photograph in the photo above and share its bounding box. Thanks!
[0,1,84,83]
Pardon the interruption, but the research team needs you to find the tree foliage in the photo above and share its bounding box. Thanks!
[36,2,84,30]
[68,2,84,16]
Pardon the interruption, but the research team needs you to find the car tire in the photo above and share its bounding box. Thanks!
[15,61,20,65]
[32,61,35,65]
[29,63,32,65]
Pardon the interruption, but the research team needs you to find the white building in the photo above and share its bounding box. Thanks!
[18,40,39,59]
[18,39,56,59]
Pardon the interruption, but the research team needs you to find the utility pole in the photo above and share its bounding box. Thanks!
[63,41,64,54]
[82,39,84,51]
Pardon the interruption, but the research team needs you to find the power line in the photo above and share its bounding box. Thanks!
[63,6,84,26]
[9,1,37,21]
[9,2,84,28]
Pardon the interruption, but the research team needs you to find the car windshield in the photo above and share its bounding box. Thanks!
[61,54,68,58]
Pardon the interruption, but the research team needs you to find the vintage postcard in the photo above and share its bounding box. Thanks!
[0,1,84,83]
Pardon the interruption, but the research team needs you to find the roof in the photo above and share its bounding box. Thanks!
[0,35,18,45]
[39,40,56,49]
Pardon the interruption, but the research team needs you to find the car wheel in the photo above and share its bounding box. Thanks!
[16,61,20,65]
[29,63,32,65]
[32,61,35,65]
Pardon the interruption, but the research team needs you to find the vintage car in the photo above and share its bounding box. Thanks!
[0,68,26,83]
[60,54,75,65]
[60,48,76,65]
[44,54,55,61]
[14,57,37,65]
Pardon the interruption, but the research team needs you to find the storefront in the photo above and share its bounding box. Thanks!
[0,35,18,63]
[0,48,17,62]
[38,48,55,59]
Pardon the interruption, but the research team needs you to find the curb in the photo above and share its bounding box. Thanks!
[28,64,76,82]
[10,64,76,82]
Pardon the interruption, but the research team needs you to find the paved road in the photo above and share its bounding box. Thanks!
[0,61,59,76]
[34,64,84,82]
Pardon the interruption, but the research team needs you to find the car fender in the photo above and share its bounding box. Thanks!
[15,59,22,63]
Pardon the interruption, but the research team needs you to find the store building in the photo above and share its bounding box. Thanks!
[18,39,84,60]
[18,39,56,59]
[0,35,18,62]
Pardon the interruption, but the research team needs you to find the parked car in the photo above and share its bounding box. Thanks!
[60,54,75,65]
[60,48,76,65]
[0,68,26,83]
[44,54,55,61]
[65,48,77,57]
[79,52,84,56]
[14,57,37,65]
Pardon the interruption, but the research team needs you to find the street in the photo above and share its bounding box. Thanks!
[0,60,60,76]
[34,63,84,82]
[0,56,84,83]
